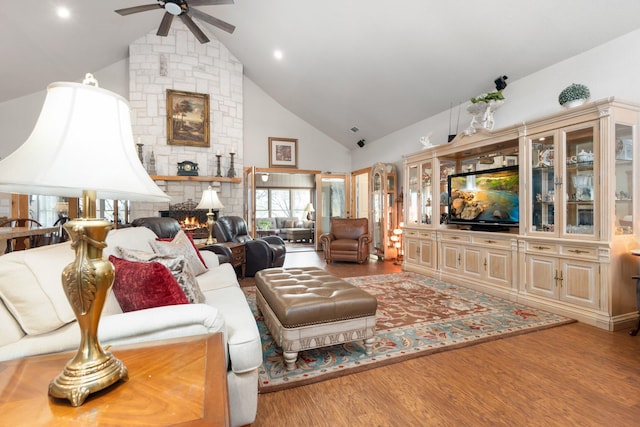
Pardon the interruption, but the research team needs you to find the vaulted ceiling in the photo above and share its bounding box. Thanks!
[3,1,640,149]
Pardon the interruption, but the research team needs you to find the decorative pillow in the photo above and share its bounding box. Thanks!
[116,247,205,304]
[149,230,208,276]
[109,256,189,313]
[156,231,207,269]
[0,245,76,335]
[284,219,297,228]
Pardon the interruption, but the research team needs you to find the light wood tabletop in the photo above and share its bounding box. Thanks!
[0,333,230,426]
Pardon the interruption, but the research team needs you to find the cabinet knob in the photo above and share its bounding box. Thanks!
[533,245,551,250]
[568,249,589,254]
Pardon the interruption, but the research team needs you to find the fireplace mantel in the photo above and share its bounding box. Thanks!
[151,175,241,184]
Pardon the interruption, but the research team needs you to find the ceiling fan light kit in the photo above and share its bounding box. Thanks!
[115,0,235,44]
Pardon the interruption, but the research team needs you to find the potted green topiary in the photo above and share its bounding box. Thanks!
[558,83,590,108]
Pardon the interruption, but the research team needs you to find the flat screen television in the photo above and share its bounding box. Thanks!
[447,165,519,231]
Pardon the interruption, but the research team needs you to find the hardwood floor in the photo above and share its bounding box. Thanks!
[249,249,640,426]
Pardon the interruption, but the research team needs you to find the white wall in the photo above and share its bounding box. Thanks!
[352,28,640,180]
[243,78,351,173]
[0,59,129,160]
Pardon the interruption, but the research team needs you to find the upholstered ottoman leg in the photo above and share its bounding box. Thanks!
[364,337,374,355]
[283,351,298,371]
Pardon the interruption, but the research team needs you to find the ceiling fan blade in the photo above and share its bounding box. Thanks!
[180,14,210,43]
[157,12,174,37]
[189,8,236,34]
[188,0,234,6]
[115,4,161,16]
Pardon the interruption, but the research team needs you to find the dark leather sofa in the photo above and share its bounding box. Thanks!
[214,216,286,277]
[130,217,232,264]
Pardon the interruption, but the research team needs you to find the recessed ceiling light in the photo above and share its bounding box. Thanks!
[57,7,71,19]
[273,50,283,60]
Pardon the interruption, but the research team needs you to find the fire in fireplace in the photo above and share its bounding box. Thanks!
[159,199,219,239]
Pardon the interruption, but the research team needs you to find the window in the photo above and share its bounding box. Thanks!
[255,188,312,219]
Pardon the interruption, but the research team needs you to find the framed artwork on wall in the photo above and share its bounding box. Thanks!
[269,137,298,168]
[166,89,210,147]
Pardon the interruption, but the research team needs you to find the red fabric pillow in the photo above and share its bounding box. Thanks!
[109,255,188,312]
[157,231,208,269]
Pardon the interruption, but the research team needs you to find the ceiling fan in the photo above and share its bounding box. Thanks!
[115,0,235,44]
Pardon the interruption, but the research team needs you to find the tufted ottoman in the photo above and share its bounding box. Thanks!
[254,267,377,370]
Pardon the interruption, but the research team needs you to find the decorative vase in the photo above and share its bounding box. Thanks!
[562,98,587,109]
[558,83,590,108]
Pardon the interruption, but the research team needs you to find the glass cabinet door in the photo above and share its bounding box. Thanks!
[407,163,420,225]
[438,159,455,224]
[530,134,556,233]
[614,123,634,235]
[421,161,432,224]
[563,125,596,237]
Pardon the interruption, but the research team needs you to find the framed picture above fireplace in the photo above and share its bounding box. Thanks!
[166,89,210,147]
[269,137,298,168]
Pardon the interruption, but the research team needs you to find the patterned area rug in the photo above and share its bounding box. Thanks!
[244,271,574,393]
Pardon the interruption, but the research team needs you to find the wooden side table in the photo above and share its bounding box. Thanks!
[221,242,246,278]
[0,333,230,426]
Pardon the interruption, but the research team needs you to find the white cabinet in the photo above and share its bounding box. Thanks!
[404,229,436,273]
[523,241,600,311]
[402,98,640,331]
[438,232,516,297]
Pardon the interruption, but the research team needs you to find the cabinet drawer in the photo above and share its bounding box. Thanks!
[560,245,597,259]
[440,233,471,243]
[471,236,512,248]
[526,242,559,254]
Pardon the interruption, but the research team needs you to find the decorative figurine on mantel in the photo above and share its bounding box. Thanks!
[148,150,157,175]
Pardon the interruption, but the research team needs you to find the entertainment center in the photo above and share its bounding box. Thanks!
[403,98,639,331]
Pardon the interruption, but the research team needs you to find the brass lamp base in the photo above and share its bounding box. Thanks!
[48,217,129,406]
[49,353,128,406]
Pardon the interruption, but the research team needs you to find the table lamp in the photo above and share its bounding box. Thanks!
[0,75,170,406]
[196,185,224,244]
[304,203,315,220]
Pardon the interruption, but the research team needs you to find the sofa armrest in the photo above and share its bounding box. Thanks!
[319,233,333,244]
[100,304,226,348]
[0,304,226,362]
[261,235,285,246]
[200,244,232,265]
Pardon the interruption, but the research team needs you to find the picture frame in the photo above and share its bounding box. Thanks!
[269,137,298,168]
[166,89,210,147]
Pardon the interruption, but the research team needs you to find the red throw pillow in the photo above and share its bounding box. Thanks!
[156,231,208,269]
[109,255,188,312]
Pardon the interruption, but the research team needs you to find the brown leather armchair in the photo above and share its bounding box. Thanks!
[320,217,370,264]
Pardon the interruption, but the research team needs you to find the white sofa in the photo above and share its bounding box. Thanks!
[0,226,262,426]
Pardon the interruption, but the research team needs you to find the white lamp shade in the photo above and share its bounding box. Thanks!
[0,82,169,202]
[304,203,315,212]
[196,186,224,210]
